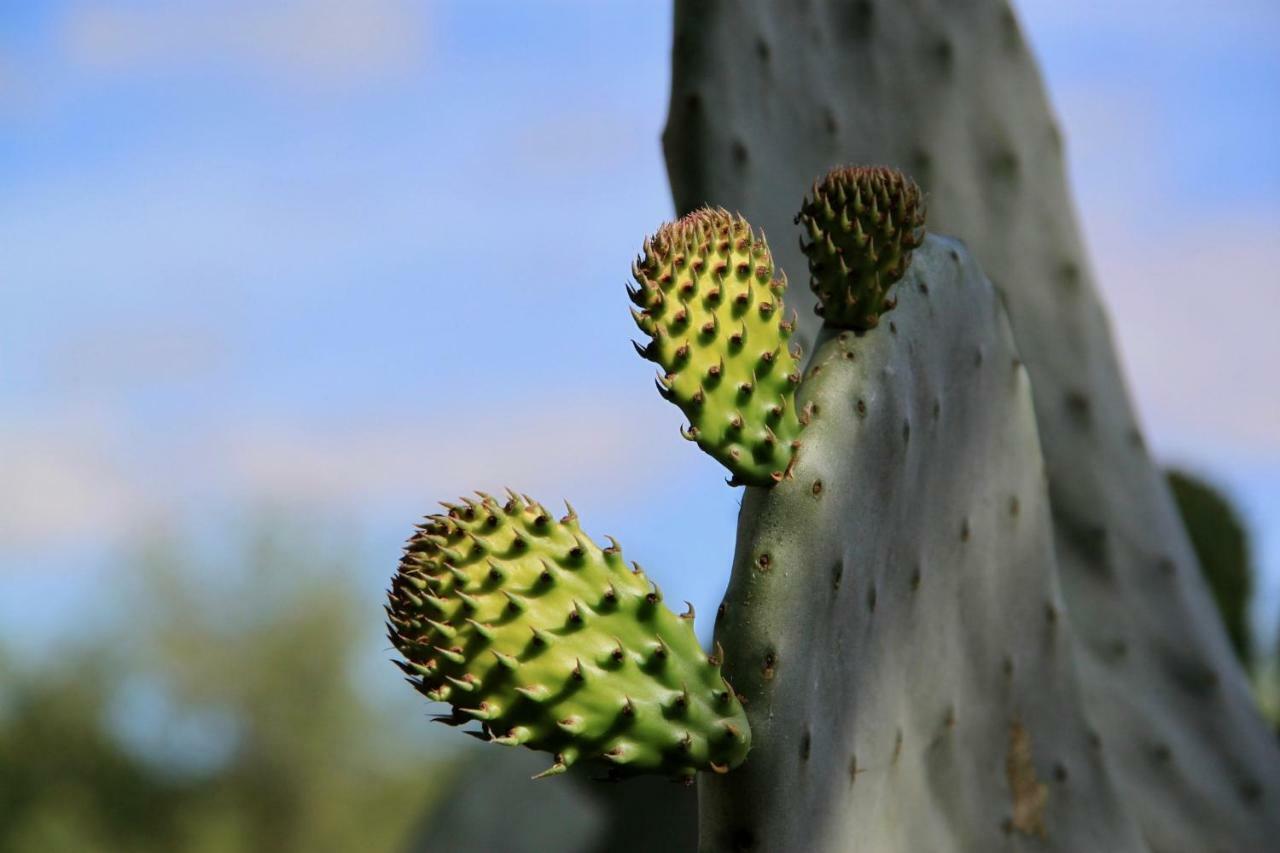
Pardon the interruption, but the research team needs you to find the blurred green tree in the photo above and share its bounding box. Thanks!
[0,517,451,853]
[1167,469,1254,664]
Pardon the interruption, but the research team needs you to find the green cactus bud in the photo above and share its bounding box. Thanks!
[388,490,751,781]
[630,208,806,487]
[797,165,926,331]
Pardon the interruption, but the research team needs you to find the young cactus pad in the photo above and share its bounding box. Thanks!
[386,491,751,781]
[630,208,805,486]
[797,166,925,331]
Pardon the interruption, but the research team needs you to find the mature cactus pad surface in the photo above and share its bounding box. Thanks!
[631,209,804,486]
[666,1,1280,847]
[388,492,750,780]
[798,165,925,330]
[701,236,1144,851]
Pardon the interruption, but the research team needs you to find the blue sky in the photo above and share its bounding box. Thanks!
[2,1,1278,664]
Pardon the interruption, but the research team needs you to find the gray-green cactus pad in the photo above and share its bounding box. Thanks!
[699,235,1144,851]
[666,2,1280,848]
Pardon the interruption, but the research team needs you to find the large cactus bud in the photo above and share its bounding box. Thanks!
[797,166,926,331]
[630,209,806,487]
[387,491,751,781]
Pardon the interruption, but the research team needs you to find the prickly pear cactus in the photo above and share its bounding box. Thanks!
[387,491,750,780]
[666,1,1280,848]
[631,209,805,486]
[700,236,1145,851]
[797,165,925,330]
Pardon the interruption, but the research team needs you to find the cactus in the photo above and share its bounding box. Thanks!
[388,2,1278,848]
[387,491,750,781]
[630,208,805,486]
[665,1,1280,848]
[700,234,1145,850]
[797,166,925,330]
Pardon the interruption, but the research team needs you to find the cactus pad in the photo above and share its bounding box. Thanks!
[797,165,925,330]
[387,491,750,781]
[701,236,1145,850]
[630,208,805,486]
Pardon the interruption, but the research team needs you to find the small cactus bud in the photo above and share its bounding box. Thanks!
[797,166,926,331]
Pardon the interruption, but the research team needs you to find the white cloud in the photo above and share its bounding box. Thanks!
[1052,87,1166,219]
[0,395,683,556]
[1044,75,1280,462]
[218,396,677,508]
[62,0,428,89]
[1092,219,1280,462]
[44,324,227,393]
[0,410,151,551]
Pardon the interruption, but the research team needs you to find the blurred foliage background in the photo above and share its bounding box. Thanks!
[1168,469,1255,665]
[0,520,453,852]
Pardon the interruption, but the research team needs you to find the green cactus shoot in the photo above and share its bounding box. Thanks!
[630,208,807,487]
[387,491,751,782]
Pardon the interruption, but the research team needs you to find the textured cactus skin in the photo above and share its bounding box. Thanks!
[631,209,804,486]
[387,492,750,780]
[665,2,1280,848]
[699,235,1145,851]
[797,166,925,330]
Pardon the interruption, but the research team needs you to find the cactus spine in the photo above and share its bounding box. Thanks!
[630,209,806,486]
[387,491,750,781]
